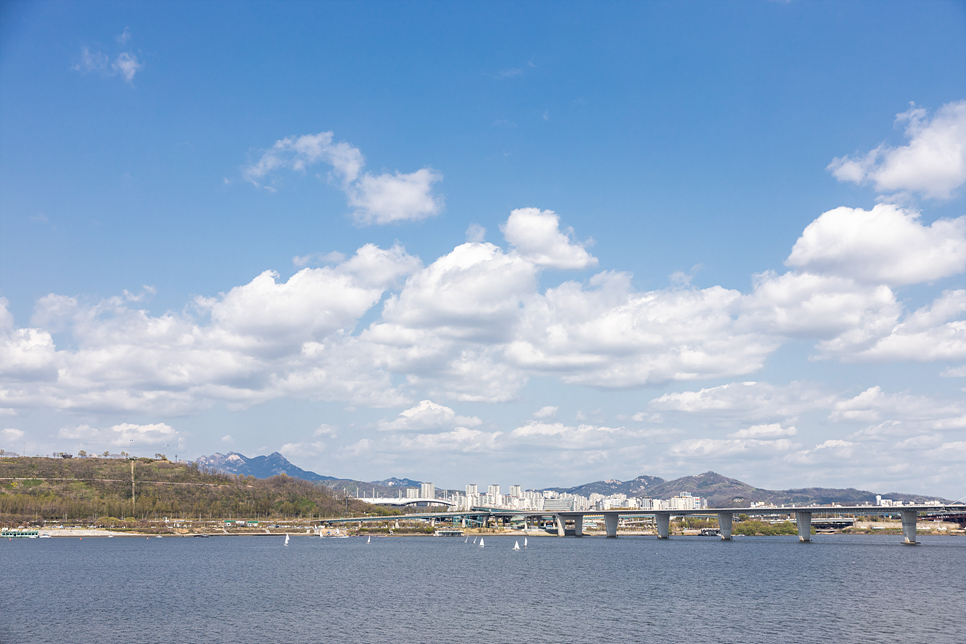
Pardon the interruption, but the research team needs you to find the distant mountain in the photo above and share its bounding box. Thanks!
[195,453,427,497]
[549,471,949,507]
[196,452,336,482]
[543,475,666,497]
[372,477,423,488]
[196,453,948,507]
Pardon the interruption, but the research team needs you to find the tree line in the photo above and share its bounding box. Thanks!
[0,456,390,524]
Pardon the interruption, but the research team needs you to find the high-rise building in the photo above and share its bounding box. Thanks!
[420,482,436,499]
[508,485,522,498]
[487,484,500,497]
[466,484,478,496]
[406,488,418,499]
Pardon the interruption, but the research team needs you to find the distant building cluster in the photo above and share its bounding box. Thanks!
[875,495,942,507]
[390,483,708,512]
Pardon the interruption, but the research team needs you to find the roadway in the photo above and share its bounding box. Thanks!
[323,504,965,545]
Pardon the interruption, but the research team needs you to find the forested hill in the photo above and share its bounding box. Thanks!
[0,456,383,524]
[550,471,949,507]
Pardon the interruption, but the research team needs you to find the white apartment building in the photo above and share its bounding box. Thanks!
[420,482,436,499]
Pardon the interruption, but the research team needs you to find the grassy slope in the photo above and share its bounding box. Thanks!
[0,456,389,524]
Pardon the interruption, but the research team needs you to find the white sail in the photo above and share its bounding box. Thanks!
[367,535,371,544]
[284,533,290,546]
[473,537,477,544]
[513,540,520,550]
[524,536,528,548]
[479,538,484,548]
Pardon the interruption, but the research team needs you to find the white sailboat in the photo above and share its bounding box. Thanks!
[464,537,468,543]
[479,538,484,548]
[284,533,290,546]
[472,536,477,544]
[367,535,371,544]
[513,540,520,550]
[524,536,528,548]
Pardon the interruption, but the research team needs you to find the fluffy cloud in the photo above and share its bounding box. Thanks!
[112,53,142,82]
[828,100,966,199]
[508,272,779,387]
[72,30,143,84]
[785,204,966,285]
[744,270,900,340]
[650,381,834,420]
[243,132,362,185]
[0,248,416,415]
[831,290,966,362]
[58,422,179,447]
[313,424,338,437]
[502,208,597,269]
[2,203,964,421]
[511,421,623,449]
[830,386,966,428]
[378,400,481,432]
[349,168,444,225]
[1,428,25,441]
[389,427,502,453]
[533,405,558,419]
[668,437,796,458]
[728,423,797,439]
[342,427,503,461]
[244,131,443,224]
[279,441,327,458]
[381,242,537,341]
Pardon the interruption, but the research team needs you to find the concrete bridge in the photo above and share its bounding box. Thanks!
[550,505,958,544]
[328,504,964,545]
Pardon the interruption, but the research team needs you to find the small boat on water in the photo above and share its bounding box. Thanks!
[513,540,520,550]
[320,527,349,538]
[367,535,371,544]
[284,534,290,546]
[524,536,528,548]
[479,538,484,548]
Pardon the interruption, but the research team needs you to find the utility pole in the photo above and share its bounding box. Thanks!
[131,459,136,517]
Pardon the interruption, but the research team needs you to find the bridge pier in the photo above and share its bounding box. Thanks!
[900,510,918,545]
[796,511,812,542]
[555,515,565,537]
[574,515,584,537]
[717,512,733,540]
[656,512,670,539]
[604,514,619,538]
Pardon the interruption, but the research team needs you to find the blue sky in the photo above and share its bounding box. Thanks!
[2,1,965,496]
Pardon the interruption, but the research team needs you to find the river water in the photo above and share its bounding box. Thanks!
[2,533,963,643]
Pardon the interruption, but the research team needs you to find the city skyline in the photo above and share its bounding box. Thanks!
[1,2,964,496]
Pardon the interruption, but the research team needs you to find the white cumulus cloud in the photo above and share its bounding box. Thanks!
[502,208,598,269]
[244,131,443,225]
[785,204,966,285]
[533,405,558,419]
[1,428,25,441]
[58,422,178,447]
[828,100,966,200]
[378,400,482,432]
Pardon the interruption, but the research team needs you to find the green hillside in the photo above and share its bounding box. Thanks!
[0,456,388,525]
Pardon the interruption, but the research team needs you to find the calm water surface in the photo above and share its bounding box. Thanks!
[2,533,963,643]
